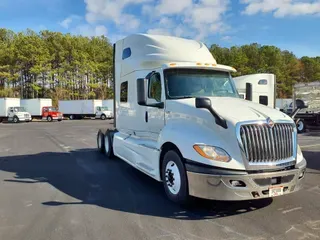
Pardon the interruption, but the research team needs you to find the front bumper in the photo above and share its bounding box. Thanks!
[19,117,32,122]
[53,116,63,120]
[186,159,307,201]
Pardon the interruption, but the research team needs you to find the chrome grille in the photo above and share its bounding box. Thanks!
[240,123,294,163]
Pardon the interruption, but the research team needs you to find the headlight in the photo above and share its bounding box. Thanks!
[193,145,231,162]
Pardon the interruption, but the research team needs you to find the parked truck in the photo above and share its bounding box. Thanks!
[291,81,320,133]
[102,99,114,116]
[96,34,307,204]
[59,100,113,120]
[233,73,276,109]
[0,98,32,123]
[20,98,63,122]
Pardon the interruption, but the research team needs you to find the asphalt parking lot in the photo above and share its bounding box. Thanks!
[0,120,319,240]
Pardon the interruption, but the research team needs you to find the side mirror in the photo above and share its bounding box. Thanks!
[296,99,308,109]
[245,83,252,101]
[137,78,147,106]
[195,97,228,129]
[195,97,212,109]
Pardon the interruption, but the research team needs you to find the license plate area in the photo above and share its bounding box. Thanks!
[269,186,284,197]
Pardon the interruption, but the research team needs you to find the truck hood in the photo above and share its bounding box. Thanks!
[16,112,31,116]
[166,97,293,125]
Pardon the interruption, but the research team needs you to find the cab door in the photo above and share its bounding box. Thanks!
[145,70,165,141]
[95,106,102,118]
[42,107,48,119]
[8,107,14,119]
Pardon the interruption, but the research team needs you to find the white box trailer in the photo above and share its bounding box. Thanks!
[96,33,307,204]
[0,98,31,123]
[58,100,112,120]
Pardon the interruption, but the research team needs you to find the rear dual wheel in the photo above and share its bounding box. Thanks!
[97,129,114,158]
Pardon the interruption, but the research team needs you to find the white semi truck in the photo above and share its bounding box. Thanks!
[233,73,276,109]
[96,34,307,204]
[58,100,113,120]
[0,98,32,123]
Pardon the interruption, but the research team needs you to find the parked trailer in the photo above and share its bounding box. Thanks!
[96,33,307,204]
[58,100,113,120]
[0,98,31,123]
[20,98,63,122]
[292,81,320,133]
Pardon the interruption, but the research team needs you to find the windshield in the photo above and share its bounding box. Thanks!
[101,107,109,111]
[14,107,26,112]
[48,107,57,111]
[165,68,239,99]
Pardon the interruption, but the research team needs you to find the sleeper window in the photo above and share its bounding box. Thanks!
[149,73,162,102]
[120,81,128,102]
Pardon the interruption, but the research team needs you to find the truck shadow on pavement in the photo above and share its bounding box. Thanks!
[0,148,272,220]
[303,151,320,174]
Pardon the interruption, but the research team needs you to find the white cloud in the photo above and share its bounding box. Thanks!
[84,0,150,30]
[59,15,82,29]
[72,24,108,36]
[240,0,320,17]
[156,0,193,15]
[82,0,231,41]
[221,35,232,42]
[147,28,171,35]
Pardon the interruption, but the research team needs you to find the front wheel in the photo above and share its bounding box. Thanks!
[161,150,190,204]
[47,116,53,122]
[297,119,306,133]
[101,114,106,120]
[13,116,19,123]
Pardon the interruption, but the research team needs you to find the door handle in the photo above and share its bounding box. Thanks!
[145,111,148,122]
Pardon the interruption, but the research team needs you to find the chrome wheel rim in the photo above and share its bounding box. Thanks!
[297,121,304,131]
[165,161,181,195]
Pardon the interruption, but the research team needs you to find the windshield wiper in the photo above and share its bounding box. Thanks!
[170,96,194,99]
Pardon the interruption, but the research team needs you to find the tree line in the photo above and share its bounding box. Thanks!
[210,44,320,98]
[1,28,320,104]
[0,28,113,106]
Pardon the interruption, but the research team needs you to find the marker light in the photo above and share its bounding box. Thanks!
[205,63,210,66]
[193,145,231,162]
[170,63,177,66]
[212,64,217,66]
[196,62,202,65]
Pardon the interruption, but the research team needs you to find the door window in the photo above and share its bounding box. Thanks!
[148,73,162,102]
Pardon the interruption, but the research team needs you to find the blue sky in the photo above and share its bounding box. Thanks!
[1,0,320,58]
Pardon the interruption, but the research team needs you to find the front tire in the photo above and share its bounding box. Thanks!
[297,119,306,133]
[104,130,115,158]
[13,116,19,123]
[101,114,106,120]
[161,150,190,204]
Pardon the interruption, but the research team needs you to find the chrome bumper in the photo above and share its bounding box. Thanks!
[186,159,307,201]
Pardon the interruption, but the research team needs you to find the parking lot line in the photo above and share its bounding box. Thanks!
[300,144,320,149]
